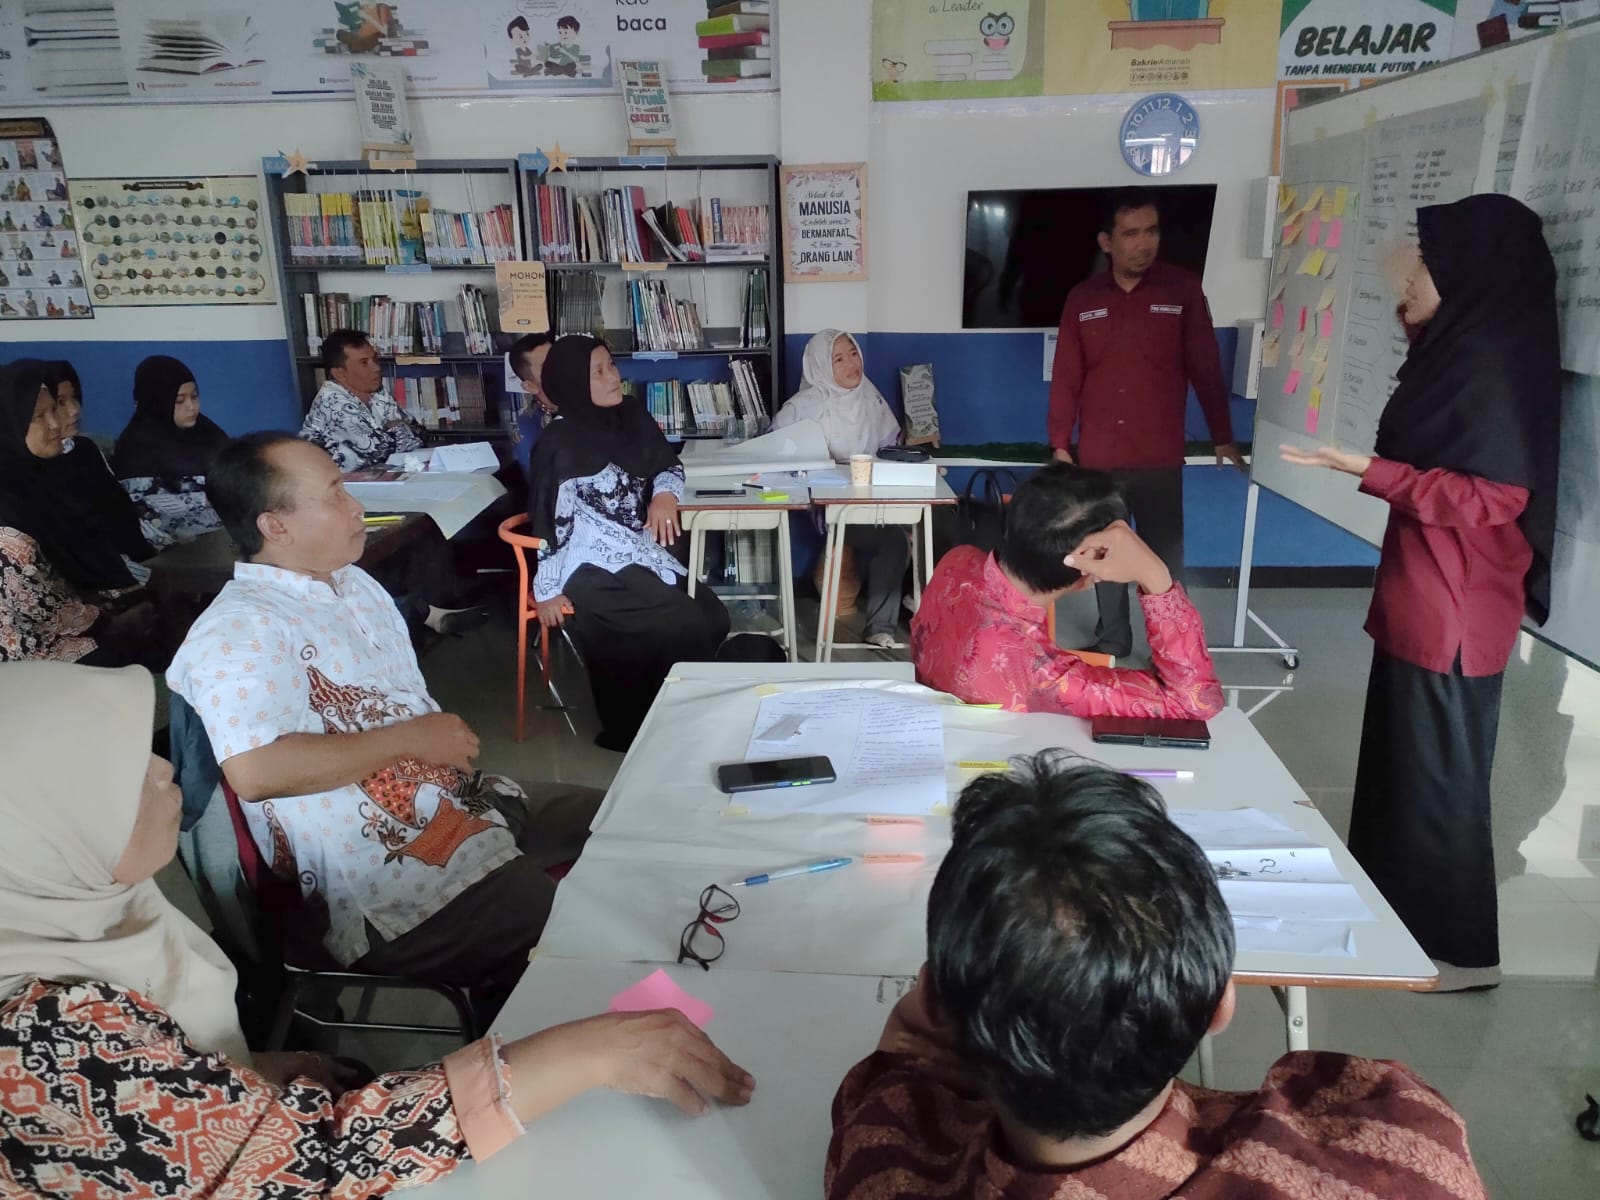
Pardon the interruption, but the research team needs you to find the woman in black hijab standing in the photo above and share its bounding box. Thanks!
[528,336,730,750]
[1283,194,1561,991]
[112,355,228,545]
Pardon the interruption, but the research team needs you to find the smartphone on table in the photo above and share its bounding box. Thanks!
[715,755,838,794]
[1090,716,1211,750]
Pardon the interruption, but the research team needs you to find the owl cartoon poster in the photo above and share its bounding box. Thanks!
[872,0,1045,101]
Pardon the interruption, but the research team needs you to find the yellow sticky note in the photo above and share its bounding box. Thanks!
[1261,338,1281,369]
[1274,253,1291,276]
[723,805,749,817]
[1320,251,1340,279]
[1303,185,1326,214]
[1281,218,1303,247]
[1270,279,1288,302]
[1278,184,1297,214]
[755,684,781,697]
[1320,197,1336,223]
[1313,361,1329,386]
[1316,285,1337,312]
[1333,186,1350,216]
[1290,332,1307,359]
[1298,249,1327,276]
[1311,339,1331,364]
[1309,387,1322,408]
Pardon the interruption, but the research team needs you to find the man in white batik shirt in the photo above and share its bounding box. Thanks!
[168,433,598,994]
[299,328,424,472]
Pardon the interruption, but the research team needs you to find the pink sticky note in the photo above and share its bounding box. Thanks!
[1271,301,1286,330]
[1304,403,1320,435]
[610,968,715,1027]
[1306,213,1323,247]
[1318,310,1335,339]
[1284,369,1302,395]
[1324,218,1344,250]
[1298,306,1308,332]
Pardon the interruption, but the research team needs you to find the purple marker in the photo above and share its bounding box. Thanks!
[1122,769,1194,781]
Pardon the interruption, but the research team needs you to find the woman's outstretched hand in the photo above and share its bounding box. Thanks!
[1279,444,1373,477]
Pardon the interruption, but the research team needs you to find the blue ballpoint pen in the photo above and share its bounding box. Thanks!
[730,857,853,887]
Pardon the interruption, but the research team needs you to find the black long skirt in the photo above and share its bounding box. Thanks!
[1347,648,1505,969]
[563,564,730,747]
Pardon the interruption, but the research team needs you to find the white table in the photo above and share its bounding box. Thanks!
[411,664,1434,1200]
[344,472,507,540]
[810,480,958,661]
[680,479,811,664]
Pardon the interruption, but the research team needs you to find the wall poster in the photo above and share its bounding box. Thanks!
[0,0,775,107]
[0,118,92,321]
[781,163,868,284]
[71,174,273,306]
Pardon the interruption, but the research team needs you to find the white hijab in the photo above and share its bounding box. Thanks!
[0,662,250,1063]
[774,329,901,461]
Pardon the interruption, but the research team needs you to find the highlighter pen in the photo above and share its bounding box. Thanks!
[1123,769,1195,781]
[957,760,1011,770]
[730,857,852,888]
[362,514,405,525]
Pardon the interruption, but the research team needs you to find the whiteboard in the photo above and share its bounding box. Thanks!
[1249,19,1600,670]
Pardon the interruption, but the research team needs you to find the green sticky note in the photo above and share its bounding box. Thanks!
[761,490,789,502]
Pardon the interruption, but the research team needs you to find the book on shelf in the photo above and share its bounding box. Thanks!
[739,268,769,348]
[628,277,707,352]
[534,183,713,265]
[282,188,513,266]
[550,268,606,338]
[300,284,496,357]
[701,199,769,258]
[640,372,764,439]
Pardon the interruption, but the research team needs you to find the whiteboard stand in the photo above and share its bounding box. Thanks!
[1207,481,1300,715]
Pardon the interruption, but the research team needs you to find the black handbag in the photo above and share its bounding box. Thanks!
[934,467,1017,560]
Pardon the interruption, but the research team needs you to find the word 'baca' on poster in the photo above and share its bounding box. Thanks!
[0,117,91,320]
[782,163,868,284]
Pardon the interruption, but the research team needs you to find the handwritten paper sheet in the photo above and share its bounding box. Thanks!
[1235,917,1354,957]
[741,689,947,815]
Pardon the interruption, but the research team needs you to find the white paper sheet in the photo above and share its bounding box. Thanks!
[1219,879,1374,924]
[1233,917,1355,958]
[740,689,946,815]
[1171,807,1316,849]
[428,441,500,472]
[347,480,474,505]
[1205,846,1343,886]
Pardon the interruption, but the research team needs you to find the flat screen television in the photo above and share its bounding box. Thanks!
[962,185,1219,329]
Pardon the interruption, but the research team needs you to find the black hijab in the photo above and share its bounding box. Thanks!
[0,360,140,591]
[1375,193,1562,626]
[112,355,229,480]
[526,335,680,542]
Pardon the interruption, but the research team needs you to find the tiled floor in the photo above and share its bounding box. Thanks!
[158,581,1600,1198]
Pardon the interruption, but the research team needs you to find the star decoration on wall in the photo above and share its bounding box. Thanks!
[280,148,318,178]
[545,143,572,172]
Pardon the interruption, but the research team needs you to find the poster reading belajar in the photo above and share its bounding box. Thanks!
[1044,1,1278,96]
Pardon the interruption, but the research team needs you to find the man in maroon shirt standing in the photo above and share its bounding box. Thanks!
[1048,189,1245,657]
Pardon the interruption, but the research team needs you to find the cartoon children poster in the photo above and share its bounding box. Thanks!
[489,5,609,89]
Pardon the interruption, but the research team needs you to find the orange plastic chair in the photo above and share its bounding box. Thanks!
[497,513,576,741]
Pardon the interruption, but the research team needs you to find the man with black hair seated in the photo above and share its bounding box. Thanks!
[826,756,1487,1199]
[912,463,1222,718]
[167,433,600,1001]
[299,328,424,472]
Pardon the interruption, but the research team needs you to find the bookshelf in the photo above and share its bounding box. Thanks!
[263,158,524,440]
[517,154,783,439]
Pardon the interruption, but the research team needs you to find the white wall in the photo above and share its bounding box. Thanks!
[0,91,778,344]
[868,90,1277,332]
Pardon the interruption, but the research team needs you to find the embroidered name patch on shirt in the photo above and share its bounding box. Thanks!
[1150,304,1184,315]
[1080,308,1109,322]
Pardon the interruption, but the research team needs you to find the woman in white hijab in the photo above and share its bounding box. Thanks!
[775,330,910,646]
[0,662,753,1195]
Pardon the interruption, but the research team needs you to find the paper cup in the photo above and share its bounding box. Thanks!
[850,454,874,485]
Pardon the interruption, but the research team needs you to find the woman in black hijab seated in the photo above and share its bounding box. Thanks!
[526,335,731,750]
[113,355,228,545]
[1283,194,1561,990]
